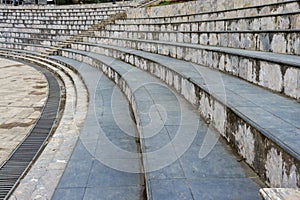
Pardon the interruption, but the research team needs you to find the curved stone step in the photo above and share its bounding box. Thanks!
[62,43,300,188]
[80,36,300,99]
[49,56,145,200]
[91,27,300,56]
[0,50,88,199]
[0,42,51,53]
[58,48,265,199]
[0,56,61,200]
[0,4,131,13]
[126,0,299,19]
[114,10,300,30]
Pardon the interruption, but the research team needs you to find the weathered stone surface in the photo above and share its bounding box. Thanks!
[260,188,300,200]
[271,34,287,54]
[284,68,300,99]
[259,61,283,92]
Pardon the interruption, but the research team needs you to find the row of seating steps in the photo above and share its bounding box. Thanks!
[0,0,299,199]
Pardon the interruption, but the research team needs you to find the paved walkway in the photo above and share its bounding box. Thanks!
[51,54,265,199]
[0,58,48,166]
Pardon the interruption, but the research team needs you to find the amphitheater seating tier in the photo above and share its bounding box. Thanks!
[0,1,299,199]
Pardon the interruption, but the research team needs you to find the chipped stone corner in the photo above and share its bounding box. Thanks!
[265,146,300,188]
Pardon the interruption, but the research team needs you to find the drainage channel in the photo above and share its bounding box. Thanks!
[0,61,62,200]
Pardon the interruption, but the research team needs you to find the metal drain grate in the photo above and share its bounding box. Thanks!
[0,64,61,200]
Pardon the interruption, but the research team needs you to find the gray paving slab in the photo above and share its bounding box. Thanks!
[188,178,262,200]
[83,186,143,200]
[52,188,86,200]
[54,52,265,199]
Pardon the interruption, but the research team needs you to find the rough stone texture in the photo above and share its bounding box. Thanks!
[271,34,287,54]
[128,0,299,20]
[260,188,300,200]
[127,0,291,18]
[265,148,298,188]
[0,58,47,166]
[284,68,300,99]
[259,61,283,92]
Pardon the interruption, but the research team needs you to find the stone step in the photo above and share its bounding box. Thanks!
[57,49,265,199]
[0,42,50,53]
[0,31,70,39]
[0,19,106,26]
[49,56,146,200]
[114,10,300,31]
[90,28,300,56]
[61,43,300,188]
[0,38,61,47]
[0,10,122,16]
[0,5,131,12]
[0,49,88,199]
[0,26,86,33]
[0,15,109,21]
[126,0,298,19]
[79,36,300,99]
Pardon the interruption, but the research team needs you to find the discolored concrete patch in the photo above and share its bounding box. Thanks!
[0,58,48,166]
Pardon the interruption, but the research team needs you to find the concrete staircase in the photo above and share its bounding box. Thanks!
[0,0,299,199]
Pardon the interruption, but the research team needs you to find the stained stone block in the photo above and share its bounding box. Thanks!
[294,36,300,55]
[177,32,183,43]
[199,33,208,45]
[259,61,283,92]
[219,33,228,47]
[259,33,271,52]
[209,33,218,46]
[271,34,287,54]
[284,68,300,99]
[238,58,250,80]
